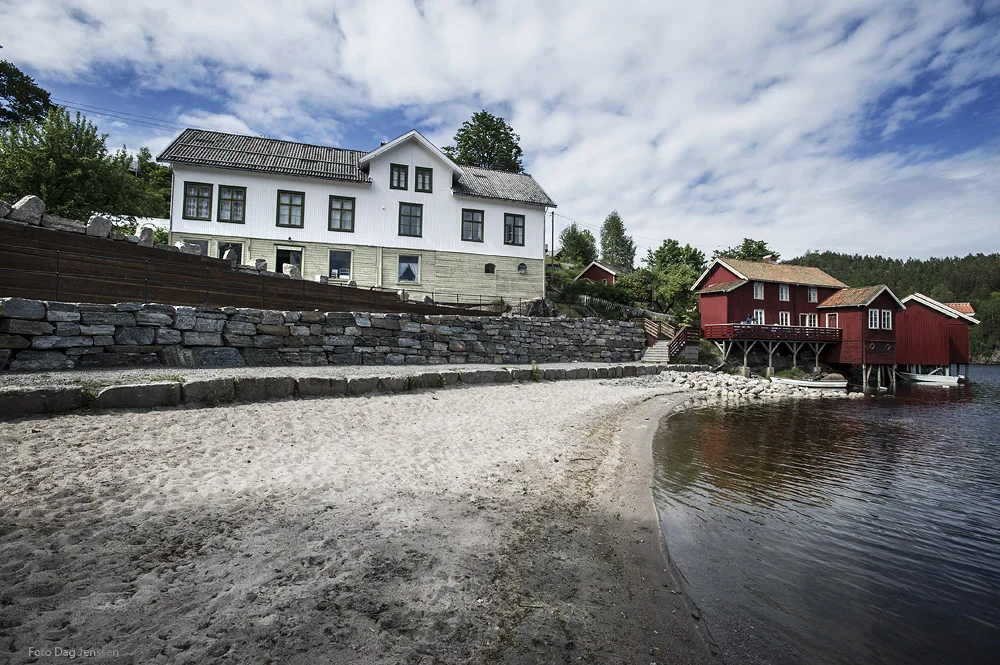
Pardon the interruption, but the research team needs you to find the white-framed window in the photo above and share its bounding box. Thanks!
[753,282,764,300]
[779,311,790,326]
[868,308,880,329]
[398,255,419,283]
[808,287,818,303]
[779,284,789,301]
[801,313,818,327]
[329,250,352,279]
[881,309,892,330]
[753,309,765,325]
[826,312,838,328]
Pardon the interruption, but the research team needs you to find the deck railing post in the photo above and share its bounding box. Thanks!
[54,250,60,301]
[205,267,210,307]
[143,259,149,303]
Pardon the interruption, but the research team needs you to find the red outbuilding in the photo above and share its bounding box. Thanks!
[897,293,979,375]
[575,260,628,286]
[817,285,905,369]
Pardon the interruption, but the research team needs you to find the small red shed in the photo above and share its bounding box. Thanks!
[817,285,905,366]
[897,293,979,369]
[575,260,628,285]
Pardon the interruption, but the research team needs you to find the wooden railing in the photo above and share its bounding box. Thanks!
[702,323,842,342]
[667,326,700,359]
[634,318,678,347]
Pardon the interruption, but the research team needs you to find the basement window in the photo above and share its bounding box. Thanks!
[398,255,419,283]
[485,263,495,274]
[217,242,242,263]
[329,250,352,279]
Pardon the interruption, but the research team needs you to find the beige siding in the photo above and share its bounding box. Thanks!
[171,232,543,301]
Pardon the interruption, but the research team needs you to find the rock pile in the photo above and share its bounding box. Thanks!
[0,297,645,371]
[616,370,863,402]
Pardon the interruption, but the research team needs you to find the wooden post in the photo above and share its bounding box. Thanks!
[862,362,868,389]
[877,366,882,390]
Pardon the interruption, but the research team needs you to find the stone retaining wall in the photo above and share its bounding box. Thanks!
[0,297,644,371]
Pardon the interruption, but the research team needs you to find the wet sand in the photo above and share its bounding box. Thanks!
[0,376,714,664]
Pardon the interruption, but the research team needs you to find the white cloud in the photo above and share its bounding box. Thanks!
[1,0,998,258]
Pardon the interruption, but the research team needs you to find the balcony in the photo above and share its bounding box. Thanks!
[702,323,842,342]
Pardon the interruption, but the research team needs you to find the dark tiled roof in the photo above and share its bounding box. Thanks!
[158,129,370,182]
[718,258,847,288]
[818,285,888,308]
[453,166,556,207]
[697,279,747,294]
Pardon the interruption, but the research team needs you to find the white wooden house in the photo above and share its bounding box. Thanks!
[158,129,556,301]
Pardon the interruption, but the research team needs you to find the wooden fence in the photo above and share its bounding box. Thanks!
[0,222,496,316]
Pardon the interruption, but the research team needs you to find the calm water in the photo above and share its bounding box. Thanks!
[652,365,1000,665]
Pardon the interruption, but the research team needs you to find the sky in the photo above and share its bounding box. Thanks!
[2,0,999,261]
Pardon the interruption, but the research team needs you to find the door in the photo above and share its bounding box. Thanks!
[276,247,303,275]
[826,312,838,328]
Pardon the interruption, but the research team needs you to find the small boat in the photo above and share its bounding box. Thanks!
[769,377,847,389]
[898,372,964,385]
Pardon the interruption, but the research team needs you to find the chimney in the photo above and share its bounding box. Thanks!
[763,254,777,264]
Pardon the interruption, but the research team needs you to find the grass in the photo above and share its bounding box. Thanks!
[774,367,808,379]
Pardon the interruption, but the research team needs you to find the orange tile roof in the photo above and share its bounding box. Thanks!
[697,279,747,294]
[717,258,847,288]
[818,285,889,308]
[945,302,975,315]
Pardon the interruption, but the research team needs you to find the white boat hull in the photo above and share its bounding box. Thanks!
[898,372,964,385]
[769,377,847,389]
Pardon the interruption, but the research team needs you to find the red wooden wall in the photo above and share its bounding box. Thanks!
[947,320,971,364]
[896,301,950,366]
[699,293,728,326]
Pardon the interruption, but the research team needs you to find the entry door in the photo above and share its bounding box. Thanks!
[276,247,303,275]
[826,312,838,328]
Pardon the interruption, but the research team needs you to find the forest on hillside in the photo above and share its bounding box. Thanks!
[788,251,1000,362]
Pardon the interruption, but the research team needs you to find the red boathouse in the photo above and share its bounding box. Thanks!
[897,293,979,377]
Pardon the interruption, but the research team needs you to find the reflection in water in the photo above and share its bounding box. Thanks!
[652,368,1000,665]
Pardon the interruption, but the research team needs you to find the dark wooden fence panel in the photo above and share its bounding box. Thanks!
[0,222,493,315]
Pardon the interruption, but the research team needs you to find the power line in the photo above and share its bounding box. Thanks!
[52,97,211,133]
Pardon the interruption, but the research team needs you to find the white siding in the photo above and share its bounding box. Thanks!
[169,139,546,261]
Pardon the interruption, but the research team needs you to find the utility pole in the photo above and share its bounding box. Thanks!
[549,210,555,294]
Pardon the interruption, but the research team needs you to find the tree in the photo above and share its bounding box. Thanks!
[715,238,779,262]
[442,110,524,172]
[0,107,166,221]
[642,239,706,322]
[599,210,636,270]
[135,146,172,218]
[0,59,52,127]
[558,223,598,266]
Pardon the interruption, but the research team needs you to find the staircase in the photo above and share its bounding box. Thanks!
[637,319,701,363]
[642,340,675,362]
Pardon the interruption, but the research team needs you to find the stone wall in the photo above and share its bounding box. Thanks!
[0,297,644,372]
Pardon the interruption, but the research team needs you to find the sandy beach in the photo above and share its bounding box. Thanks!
[0,375,715,664]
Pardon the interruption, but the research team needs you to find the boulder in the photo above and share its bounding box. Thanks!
[137,226,154,247]
[0,200,10,218]
[222,248,239,266]
[0,297,46,320]
[7,195,45,224]
[40,214,86,233]
[114,327,156,346]
[177,241,203,254]
[255,258,267,271]
[282,263,302,279]
[194,347,245,367]
[9,350,74,371]
[182,378,235,405]
[86,215,113,238]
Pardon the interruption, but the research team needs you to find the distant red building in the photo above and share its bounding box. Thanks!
[575,260,628,286]
[897,293,979,373]
[818,285,905,367]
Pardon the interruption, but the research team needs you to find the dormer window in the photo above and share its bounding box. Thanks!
[415,167,433,193]
[390,164,408,190]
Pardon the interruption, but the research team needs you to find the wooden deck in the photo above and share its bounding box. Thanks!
[702,323,842,342]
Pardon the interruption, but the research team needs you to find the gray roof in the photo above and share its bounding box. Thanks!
[453,166,557,207]
[157,129,370,183]
[158,129,556,207]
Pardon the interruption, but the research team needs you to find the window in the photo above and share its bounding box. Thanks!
[779,311,790,326]
[517,263,527,274]
[415,167,433,193]
[808,287,818,303]
[753,282,764,300]
[217,242,242,264]
[462,209,484,242]
[869,308,880,329]
[390,164,408,190]
[504,214,525,246]
[398,203,423,237]
[398,255,419,283]
[801,313,818,327]
[753,309,765,325]
[826,312,838,328]
[484,263,495,274]
[881,309,892,330]
[276,190,304,228]
[275,247,302,275]
[218,186,246,223]
[779,284,789,301]
[328,196,355,232]
[181,239,208,255]
[183,182,212,220]
[329,250,352,279]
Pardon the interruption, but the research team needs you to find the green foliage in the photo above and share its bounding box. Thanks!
[0,107,170,221]
[558,222,598,267]
[775,367,808,379]
[698,339,720,365]
[135,146,171,218]
[634,239,707,323]
[531,360,540,382]
[442,110,524,173]
[616,268,653,304]
[561,278,633,305]
[715,238,779,262]
[0,59,52,127]
[599,210,636,270]
[790,250,1000,360]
